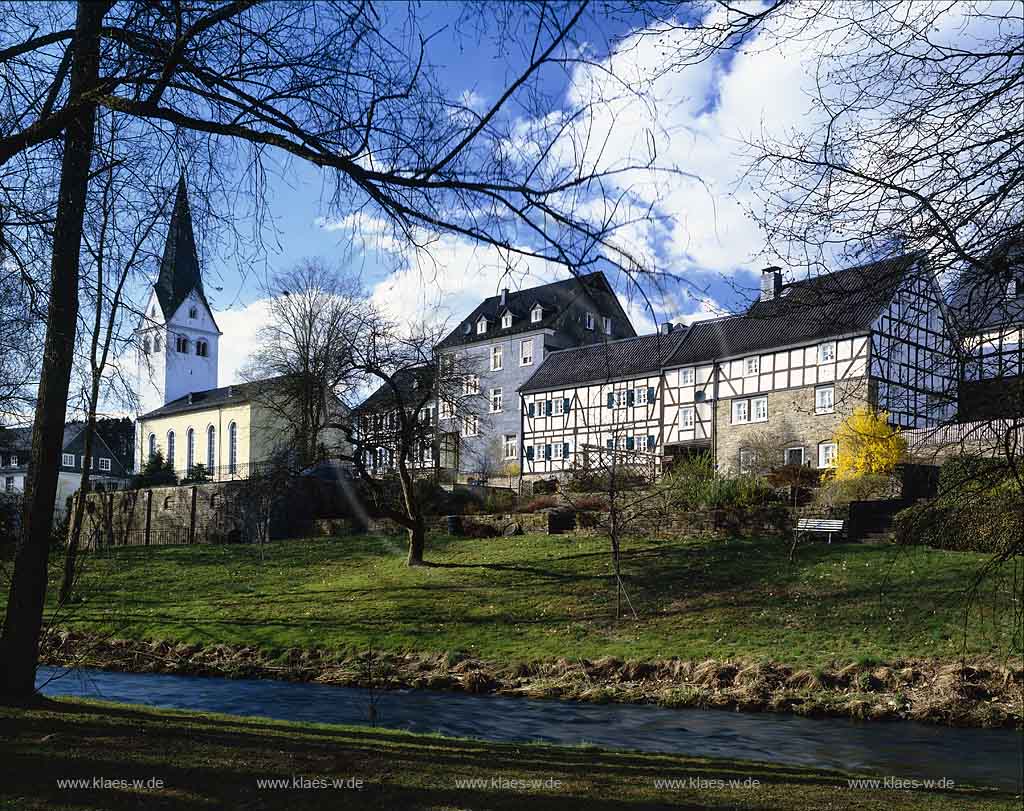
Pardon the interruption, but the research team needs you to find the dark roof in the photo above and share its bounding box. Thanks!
[667,253,921,366]
[139,376,289,420]
[520,328,689,394]
[948,240,1024,332]
[0,425,32,452]
[155,175,207,320]
[435,271,636,350]
[355,365,435,414]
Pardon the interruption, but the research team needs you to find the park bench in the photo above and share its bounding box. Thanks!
[790,517,845,560]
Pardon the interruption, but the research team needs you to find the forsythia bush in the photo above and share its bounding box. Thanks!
[833,408,907,479]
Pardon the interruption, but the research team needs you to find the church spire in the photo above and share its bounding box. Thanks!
[154,174,205,318]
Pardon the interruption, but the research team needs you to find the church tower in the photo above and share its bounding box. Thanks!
[135,175,222,416]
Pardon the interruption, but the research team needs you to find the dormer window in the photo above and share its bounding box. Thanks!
[531,305,543,323]
[476,317,488,335]
[189,306,197,319]
[602,316,612,335]
[501,311,512,329]
[585,312,595,330]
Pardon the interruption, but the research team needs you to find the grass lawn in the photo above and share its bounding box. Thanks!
[1,699,1017,810]
[29,532,1018,667]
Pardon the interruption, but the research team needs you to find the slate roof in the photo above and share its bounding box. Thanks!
[155,175,208,321]
[355,366,436,414]
[948,240,1024,332]
[139,376,290,421]
[667,253,921,366]
[435,271,636,350]
[520,329,689,394]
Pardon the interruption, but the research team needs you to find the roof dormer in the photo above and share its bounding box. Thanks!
[476,315,489,335]
[500,309,513,329]
[530,303,544,323]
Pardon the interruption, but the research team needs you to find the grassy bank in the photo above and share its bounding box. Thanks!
[1,699,1017,810]
[37,533,1018,666]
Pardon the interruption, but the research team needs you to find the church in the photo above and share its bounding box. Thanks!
[134,177,296,480]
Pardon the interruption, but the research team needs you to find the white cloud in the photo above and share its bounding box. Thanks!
[214,299,272,385]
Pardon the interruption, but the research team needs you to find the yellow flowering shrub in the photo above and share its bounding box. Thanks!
[833,408,906,480]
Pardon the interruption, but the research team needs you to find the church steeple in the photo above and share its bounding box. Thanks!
[154,174,205,319]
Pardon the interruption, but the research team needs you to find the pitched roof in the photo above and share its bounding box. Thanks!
[520,328,689,394]
[139,376,290,421]
[155,175,207,320]
[435,271,636,350]
[948,240,1024,332]
[667,253,921,366]
[355,365,435,413]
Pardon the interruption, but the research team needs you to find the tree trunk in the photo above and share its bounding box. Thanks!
[59,407,97,603]
[0,1,107,701]
[406,520,426,566]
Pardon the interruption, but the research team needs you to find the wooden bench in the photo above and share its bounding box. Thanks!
[790,518,845,560]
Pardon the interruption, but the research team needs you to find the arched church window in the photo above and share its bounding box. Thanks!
[175,335,188,353]
[228,422,238,474]
[196,339,208,357]
[148,433,156,459]
[207,425,216,471]
[186,428,195,473]
[167,431,176,468]
[153,335,161,352]
[142,336,151,354]
[189,306,197,319]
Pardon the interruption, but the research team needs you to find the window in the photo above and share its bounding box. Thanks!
[462,415,479,437]
[167,431,176,467]
[501,311,512,329]
[440,399,453,419]
[552,443,564,460]
[189,306,197,319]
[186,428,195,471]
[815,385,835,414]
[738,448,754,474]
[785,447,805,466]
[490,387,503,413]
[196,339,208,357]
[744,356,760,376]
[175,335,188,353]
[818,441,838,469]
[731,397,767,424]
[531,305,543,323]
[585,312,595,330]
[153,335,161,352]
[148,434,156,459]
[504,434,517,459]
[520,338,533,365]
[551,397,564,416]
[818,341,836,363]
[634,387,649,406]
[4,476,12,492]
[98,457,111,472]
[228,422,237,474]
[680,368,695,385]
[464,375,480,395]
[142,336,151,354]
[490,345,503,371]
[477,317,487,335]
[614,390,629,409]
[8,455,16,467]
[602,316,612,335]
[681,406,695,429]
[207,425,216,470]
[62,453,74,467]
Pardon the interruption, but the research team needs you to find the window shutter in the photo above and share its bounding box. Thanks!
[528,403,535,417]
[648,386,656,403]
[526,446,534,460]
[545,400,552,416]
[647,435,655,450]
[544,444,551,460]
[563,398,570,413]
[626,436,635,450]
[606,393,614,409]
[626,390,635,406]
[563,442,569,457]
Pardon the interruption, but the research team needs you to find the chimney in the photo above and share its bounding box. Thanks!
[761,266,783,300]
[500,288,509,306]
[660,322,674,335]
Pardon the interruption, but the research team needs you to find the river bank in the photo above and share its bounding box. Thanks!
[4,698,1019,810]
[40,628,1024,728]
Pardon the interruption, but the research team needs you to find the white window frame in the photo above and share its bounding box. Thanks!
[490,345,503,371]
[531,305,543,323]
[490,387,503,413]
[744,356,760,376]
[614,390,629,409]
[815,385,835,415]
[818,341,836,363]
[785,447,805,466]
[551,398,564,416]
[520,338,533,366]
[602,316,612,335]
[501,312,512,329]
[8,455,16,467]
[440,399,454,419]
[585,312,595,330]
[62,453,74,467]
[680,368,695,386]
[503,434,517,459]
[634,387,649,406]
[681,406,695,430]
[551,443,564,460]
[464,375,480,395]
[4,476,13,492]
[818,441,838,469]
[462,415,479,437]
[738,448,754,475]
[731,400,749,424]
[476,317,487,335]
[97,457,111,472]
[752,396,768,422]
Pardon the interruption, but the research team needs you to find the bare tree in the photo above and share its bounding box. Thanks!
[242,260,369,466]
